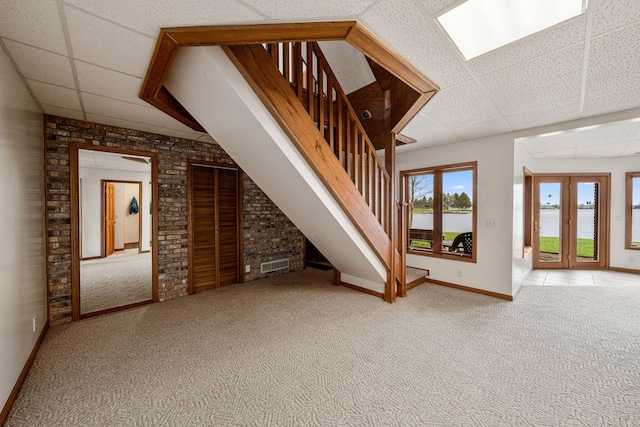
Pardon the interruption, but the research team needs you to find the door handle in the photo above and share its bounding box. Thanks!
[534,221,539,233]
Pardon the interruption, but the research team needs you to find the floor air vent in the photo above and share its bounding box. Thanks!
[260,258,289,273]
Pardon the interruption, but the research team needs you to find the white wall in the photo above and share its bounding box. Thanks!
[79,167,150,258]
[396,135,516,297]
[123,183,140,244]
[0,48,47,410]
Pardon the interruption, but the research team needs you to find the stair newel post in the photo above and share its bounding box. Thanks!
[383,89,397,303]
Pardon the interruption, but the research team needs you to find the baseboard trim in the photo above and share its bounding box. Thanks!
[1,321,50,424]
[609,266,640,275]
[80,299,152,319]
[425,278,513,301]
[81,256,102,261]
[407,277,429,291]
[340,281,384,299]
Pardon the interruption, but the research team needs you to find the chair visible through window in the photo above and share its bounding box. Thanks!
[448,232,472,254]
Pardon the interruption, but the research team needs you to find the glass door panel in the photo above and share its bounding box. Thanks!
[575,181,598,262]
[535,180,567,267]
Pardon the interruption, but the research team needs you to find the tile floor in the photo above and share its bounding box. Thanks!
[523,269,640,287]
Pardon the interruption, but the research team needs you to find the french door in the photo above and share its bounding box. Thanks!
[533,175,609,269]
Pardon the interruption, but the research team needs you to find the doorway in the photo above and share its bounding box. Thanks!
[102,180,143,257]
[533,174,610,269]
[188,162,243,293]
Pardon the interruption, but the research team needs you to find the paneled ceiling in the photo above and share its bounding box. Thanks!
[1,0,640,157]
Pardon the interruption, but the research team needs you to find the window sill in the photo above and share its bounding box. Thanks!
[408,248,476,263]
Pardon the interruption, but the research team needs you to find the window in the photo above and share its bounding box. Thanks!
[627,172,640,250]
[401,162,476,262]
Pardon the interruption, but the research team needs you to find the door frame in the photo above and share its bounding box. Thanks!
[532,173,610,270]
[101,180,143,257]
[70,143,159,321]
[187,160,244,294]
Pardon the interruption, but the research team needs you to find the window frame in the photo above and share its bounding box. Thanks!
[626,172,640,250]
[401,161,477,263]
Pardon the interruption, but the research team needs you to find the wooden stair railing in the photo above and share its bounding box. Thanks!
[223,43,395,291]
[264,41,392,236]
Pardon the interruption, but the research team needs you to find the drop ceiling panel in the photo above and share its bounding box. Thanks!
[505,103,581,130]
[63,0,265,37]
[420,80,502,127]
[468,16,586,77]
[65,6,155,77]
[4,40,75,89]
[82,92,196,132]
[574,142,628,157]
[451,118,512,140]
[479,43,584,116]
[419,0,460,15]
[317,41,375,94]
[530,147,576,158]
[571,121,640,147]
[75,61,146,107]
[42,104,84,121]
[28,80,80,110]
[79,150,151,172]
[591,0,640,36]
[0,0,68,55]
[582,87,640,118]
[86,113,203,141]
[360,0,471,88]
[584,22,640,99]
[400,112,462,146]
[242,0,376,19]
[622,140,640,155]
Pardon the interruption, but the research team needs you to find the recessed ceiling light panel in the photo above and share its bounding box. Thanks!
[436,0,586,60]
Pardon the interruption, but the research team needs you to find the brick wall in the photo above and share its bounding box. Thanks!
[45,115,303,325]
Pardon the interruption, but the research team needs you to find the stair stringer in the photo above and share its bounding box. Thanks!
[165,45,387,291]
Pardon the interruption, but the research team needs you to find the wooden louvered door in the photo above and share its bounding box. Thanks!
[189,164,241,293]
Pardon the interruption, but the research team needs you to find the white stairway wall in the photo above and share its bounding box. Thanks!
[164,46,387,291]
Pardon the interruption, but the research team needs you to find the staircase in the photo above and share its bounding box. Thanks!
[164,42,399,297]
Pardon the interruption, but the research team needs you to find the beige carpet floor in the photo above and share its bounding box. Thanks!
[80,252,152,314]
[7,268,640,426]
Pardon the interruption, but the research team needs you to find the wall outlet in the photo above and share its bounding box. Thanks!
[32,317,37,333]
[456,269,463,278]
[486,218,498,228]
[245,264,251,273]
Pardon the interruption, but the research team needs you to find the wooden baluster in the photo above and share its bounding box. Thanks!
[328,82,334,151]
[359,132,366,196]
[345,113,351,177]
[376,166,382,224]
[307,43,314,120]
[283,42,290,84]
[336,95,343,163]
[294,43,303,101]
[318,66,324,135]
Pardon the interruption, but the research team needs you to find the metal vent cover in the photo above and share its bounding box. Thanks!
[260,258,290,273]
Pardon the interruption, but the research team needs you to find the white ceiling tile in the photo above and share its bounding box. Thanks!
[42,104,84,121]
[396,143,426,154]
[451,118,512,140]
[468,16,586,77]
[572,121,640,147]
[622,141,640,155]
[418,0,460,15]
[28,80,80,110]
[505,103,581,131]
[63,0,265,37]
[585,22,640,99]
[317,41,375,94]
[64,6,155,77]
[479,43,584,116]
[575,142,628,158]
[3,39,75,88]
[85,113,203,141]
[400,112,462,146]
[582,86,640,118]
[0,0,67,55]
[243,0,375,19]
[360,0,471,88]
[420,80,502,127]
[591,0,640,36]
[75,61,146,106]
[82,92,197,133]
[530,148,576,158]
